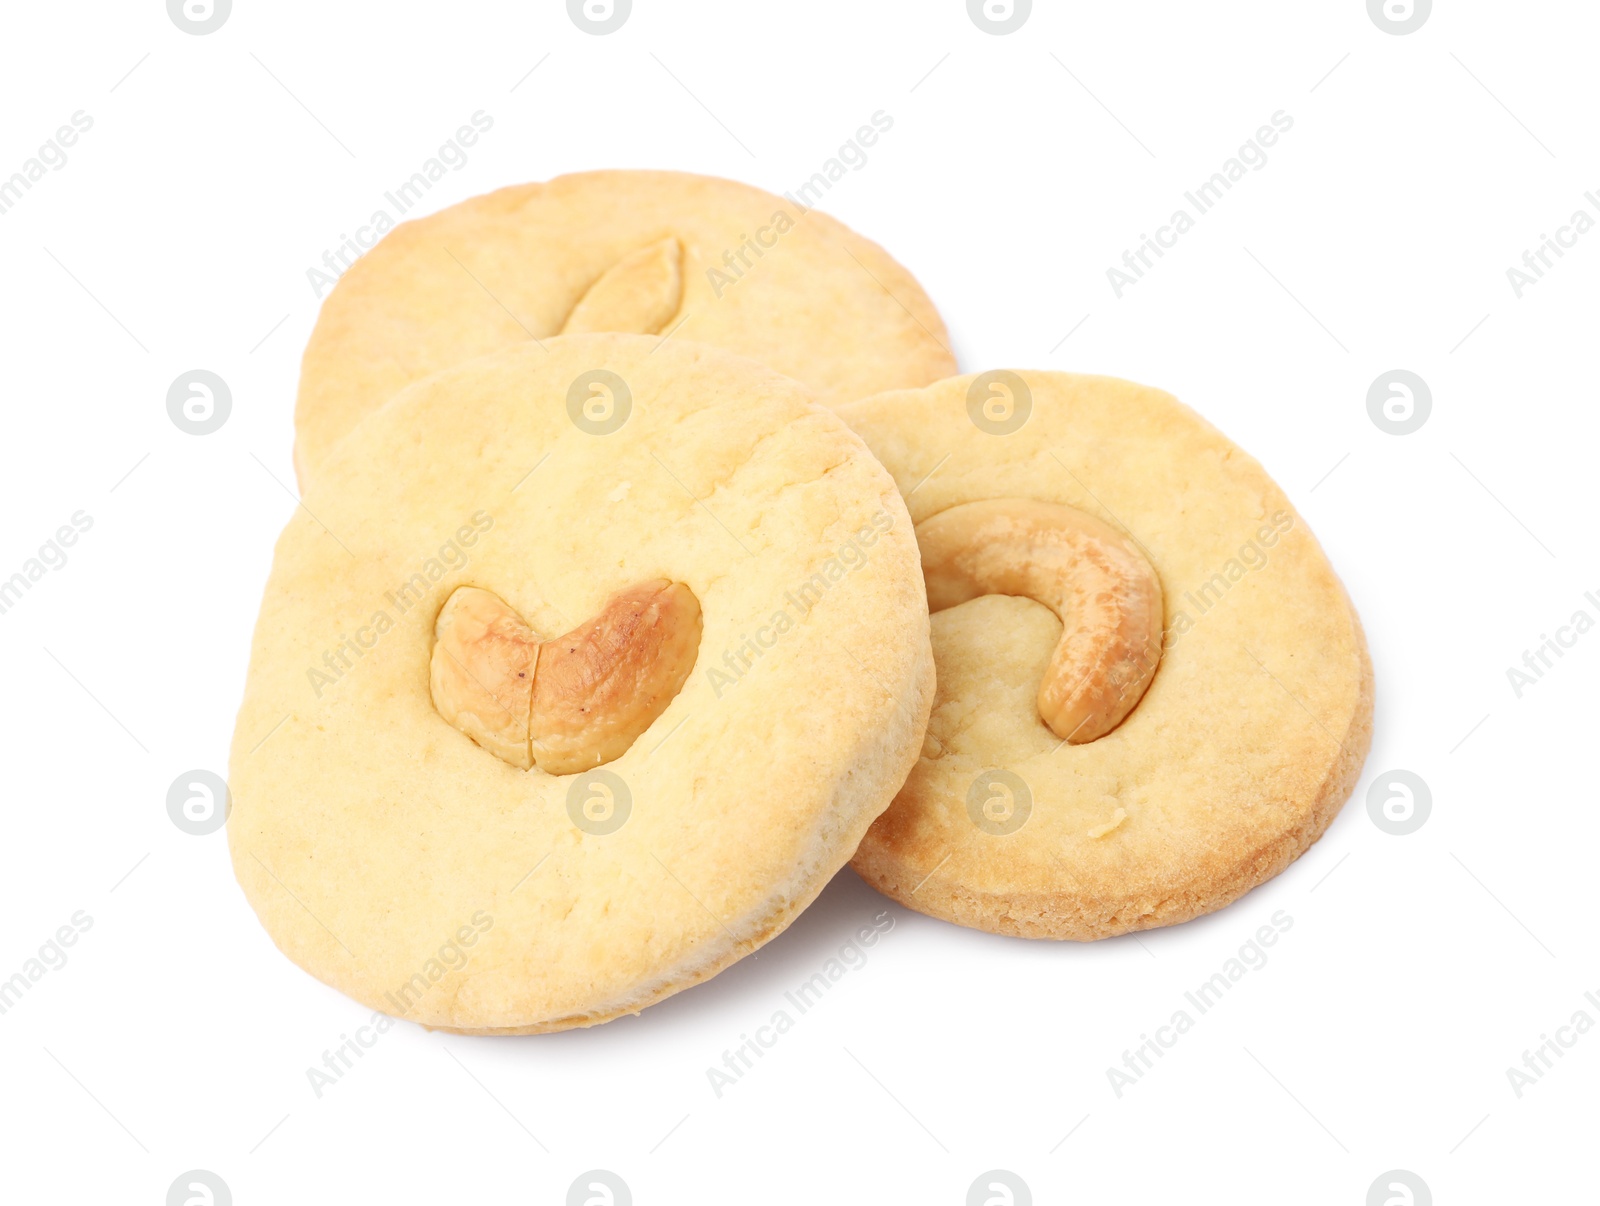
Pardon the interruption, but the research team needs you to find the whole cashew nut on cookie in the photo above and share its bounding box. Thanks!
[915,499,1163,743]
[430,580,702,774]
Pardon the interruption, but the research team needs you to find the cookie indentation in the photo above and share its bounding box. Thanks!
[560,237,683,336]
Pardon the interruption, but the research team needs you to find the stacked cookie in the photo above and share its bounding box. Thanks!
[229,171,1371,1033]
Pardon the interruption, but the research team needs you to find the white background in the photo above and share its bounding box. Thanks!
[1,1,1595,1202]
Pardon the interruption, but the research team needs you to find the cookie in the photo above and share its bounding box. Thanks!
[292,170,956,484]
[230,335,934,1032]
[839,372,1372,940]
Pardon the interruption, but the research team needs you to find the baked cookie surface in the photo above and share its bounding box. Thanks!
[293,170,956,483]
[230,335,933,1032]
[840,372,1373,940]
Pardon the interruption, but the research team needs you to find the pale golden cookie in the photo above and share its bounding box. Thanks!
[230,335,933,1032]
[293,170,956,484]
[840,372,1372,940]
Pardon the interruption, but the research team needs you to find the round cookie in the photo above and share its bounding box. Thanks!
[293,170,957,484]
[839,372,1372,940]
[230,335,933,1032]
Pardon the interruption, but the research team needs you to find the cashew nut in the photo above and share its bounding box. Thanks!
[560,237,683,336]
[429,586,538,769]
[915,499,1163,743]
[430,580,701,774]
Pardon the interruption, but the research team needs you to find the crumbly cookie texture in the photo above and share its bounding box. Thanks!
[230,335,933,1032]
[840,373,1373,940]
[293,170,956,484]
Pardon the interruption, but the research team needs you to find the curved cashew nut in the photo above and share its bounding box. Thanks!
[915,499,1163,744]
[560,237,684,336]
[430,580,701,774]
[429,586,540,768]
